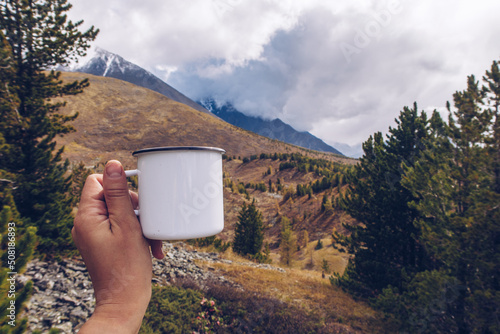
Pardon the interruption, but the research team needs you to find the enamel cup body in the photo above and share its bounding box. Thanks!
[129,147,225,240]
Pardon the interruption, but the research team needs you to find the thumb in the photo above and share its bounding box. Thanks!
[103,160,138,231]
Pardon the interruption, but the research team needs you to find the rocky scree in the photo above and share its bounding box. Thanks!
[18,242,284,333]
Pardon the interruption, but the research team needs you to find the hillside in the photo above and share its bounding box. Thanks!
[56,71,356,242]
[55,71,358,244]
[70,47,210,114]
[48,72,390,333]
[68,48,346,156]
[56,72,351,168]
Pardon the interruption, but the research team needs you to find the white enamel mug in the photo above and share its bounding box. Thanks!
[125,146,225,240]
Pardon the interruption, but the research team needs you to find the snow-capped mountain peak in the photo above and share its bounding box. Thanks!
[66,47,210,114]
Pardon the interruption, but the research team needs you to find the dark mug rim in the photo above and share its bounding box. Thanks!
[132,146,226,156]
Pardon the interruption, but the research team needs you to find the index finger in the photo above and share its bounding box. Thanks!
[77,174,107,217]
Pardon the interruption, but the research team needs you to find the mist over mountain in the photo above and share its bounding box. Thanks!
[69,48,350,156]
[199,98,343,156]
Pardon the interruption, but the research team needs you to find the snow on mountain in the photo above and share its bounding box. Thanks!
[66,47,209,114]
[63,47,355,156]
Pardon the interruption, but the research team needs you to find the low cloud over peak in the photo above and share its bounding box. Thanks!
[69,0,500,146]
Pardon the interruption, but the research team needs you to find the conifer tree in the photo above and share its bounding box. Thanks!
[0,31,37,333]
[333,103,431,297]
[483,60,500,193]
[0,0,98,255]
[232,200,264,256]
[279,217,296,267]
[321,259,329,274]
[401,65,500,333]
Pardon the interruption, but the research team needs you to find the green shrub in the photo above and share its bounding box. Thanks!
[140,285,204,334]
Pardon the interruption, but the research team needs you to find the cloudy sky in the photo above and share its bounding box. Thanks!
[68,0,500,150]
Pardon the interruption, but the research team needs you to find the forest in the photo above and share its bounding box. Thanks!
[0,0,498,333]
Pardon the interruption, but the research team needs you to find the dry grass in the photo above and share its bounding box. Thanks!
[56,72,349,167]
[57,71,356,246]
[196,248,387,333]
[55,72,391,332]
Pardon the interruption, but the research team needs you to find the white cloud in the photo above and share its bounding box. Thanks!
[68,0,500,147]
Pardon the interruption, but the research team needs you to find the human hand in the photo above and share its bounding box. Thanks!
[72,160,164,333]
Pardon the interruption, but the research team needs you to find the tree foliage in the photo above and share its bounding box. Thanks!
[0,0,98,255]
[333,103,431,297]
[333,59,500,333]
[400,67,500,333]
[279,216,296,267]
[0,182,36,333]
[232,200,264,257]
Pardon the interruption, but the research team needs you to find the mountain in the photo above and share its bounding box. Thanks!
[199,98,344,156]
[69,48,347,156]
[55,72,349,168]
[55,71,355,238]
[70,47,209,114]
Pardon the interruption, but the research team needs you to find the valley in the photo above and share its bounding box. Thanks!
[50,72,386,333]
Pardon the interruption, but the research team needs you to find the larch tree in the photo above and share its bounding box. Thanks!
[279,216,296,267]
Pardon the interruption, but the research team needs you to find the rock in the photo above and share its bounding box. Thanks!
[70,306,88,322]
[53,321,73,334]
[19,241,253,333]
[37,279,54,291]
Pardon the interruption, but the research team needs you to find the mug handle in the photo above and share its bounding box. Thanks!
[125,169,139,177]
[125,169,140,216]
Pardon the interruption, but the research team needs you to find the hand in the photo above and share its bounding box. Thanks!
[72,160,164,333]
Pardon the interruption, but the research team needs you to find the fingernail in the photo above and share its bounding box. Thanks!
[106,161,123,178]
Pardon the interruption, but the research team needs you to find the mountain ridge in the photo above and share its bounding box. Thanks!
[199,98,343,155]
[68,48,348,156]
[71,47,209,114]
[55,72,350,168]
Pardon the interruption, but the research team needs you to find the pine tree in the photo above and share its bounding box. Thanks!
[400,61,500,333]
[0,0,98,255]
[333,103,431,297]
[321,259,330,274]
[232,200,264,256]
[483,60,500,193]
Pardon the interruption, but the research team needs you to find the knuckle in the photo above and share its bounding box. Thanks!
[105,187,129,199]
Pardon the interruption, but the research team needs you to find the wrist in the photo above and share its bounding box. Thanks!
[79,302,148,334]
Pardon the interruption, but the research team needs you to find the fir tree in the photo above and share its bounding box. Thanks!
[232,200,264,256]
[0,0,98,255]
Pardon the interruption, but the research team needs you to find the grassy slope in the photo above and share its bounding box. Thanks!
[56,72,354,168]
